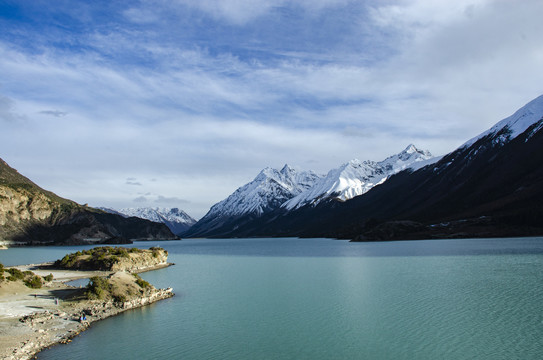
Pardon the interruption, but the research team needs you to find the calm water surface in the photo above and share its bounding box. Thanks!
[2,238,542,359]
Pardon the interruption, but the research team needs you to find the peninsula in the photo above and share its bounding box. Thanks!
[0,246,174,360]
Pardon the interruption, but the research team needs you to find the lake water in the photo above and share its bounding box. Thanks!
[2,237,543,359]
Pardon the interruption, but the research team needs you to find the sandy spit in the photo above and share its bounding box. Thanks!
[0,263,174,360]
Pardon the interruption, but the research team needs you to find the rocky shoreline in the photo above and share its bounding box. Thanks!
[5,288,174,360]
[0,259,175,360]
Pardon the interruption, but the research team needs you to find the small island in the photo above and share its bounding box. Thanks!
[0,247,174,360]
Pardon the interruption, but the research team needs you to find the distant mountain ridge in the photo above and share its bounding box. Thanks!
[0,159,177,246]
[99,207,196,235]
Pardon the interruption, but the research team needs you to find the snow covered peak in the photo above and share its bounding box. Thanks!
[99,207,196,235]
[380,144,433,172]
[403,144,418,154]
[401,144,431,157]
[462,95,543,148]
[200,165,322,220]
[118,207,194,222]
[280,164,294,174]
[283,145,433,210]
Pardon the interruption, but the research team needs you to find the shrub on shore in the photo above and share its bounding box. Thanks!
[24,275,43,289]
[6,268,25,281]
[133,273,150,289]
[86,276,112,300]
[0,266,45,288]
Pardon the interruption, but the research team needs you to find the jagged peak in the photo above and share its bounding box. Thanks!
[280,164,294,174]
[403,144,418,153]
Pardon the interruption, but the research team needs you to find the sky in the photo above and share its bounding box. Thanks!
[1,0,542,219]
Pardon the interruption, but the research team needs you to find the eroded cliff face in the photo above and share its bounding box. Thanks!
[0,187,58,225]
[0,184,75,244]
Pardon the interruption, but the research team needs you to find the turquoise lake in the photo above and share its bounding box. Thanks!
[1,237,543,359]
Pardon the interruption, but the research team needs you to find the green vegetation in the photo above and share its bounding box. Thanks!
[44,273,54,282]
[113,294,128,303]
[6,268,24,281]
[85,276,112,300]
[55,246,166,271]
[150,246,167,258]
[24,275,42,289]
[0,266,45,288]
[56,246,134,270]
[84,274,149,303]
[133,273,150,289]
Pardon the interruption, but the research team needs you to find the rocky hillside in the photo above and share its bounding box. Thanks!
[0,158,177,246]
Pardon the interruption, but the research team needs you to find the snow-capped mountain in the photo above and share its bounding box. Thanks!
[100,207,196,235]
[183,165,322,237]
[283,144,434,210]
[205,164,321,218]
[462,94,543,148]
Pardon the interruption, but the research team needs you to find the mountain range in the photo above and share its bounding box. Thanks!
[184,144,434,238]
[4,94,543,244]
[0,160,177,246]
[184,94,543,240]
[99,207,196,235]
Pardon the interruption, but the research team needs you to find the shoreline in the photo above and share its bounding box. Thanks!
[0,263,174,360]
